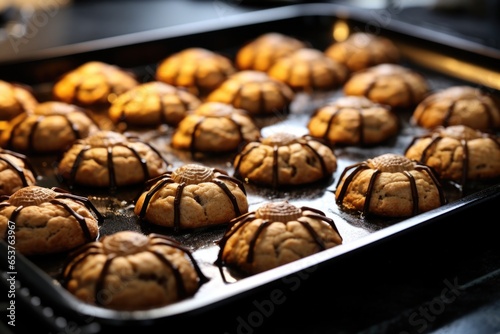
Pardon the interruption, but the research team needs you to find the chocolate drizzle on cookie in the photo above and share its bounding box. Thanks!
[215,201,342,279]
[60,131,168,189]
[234,133,334,188]
[61,231,208,309]
[0,149,37,187]
[405,125,500,189]
[135,164,247,231]
[335,153,446,217]
[0,186,103,242]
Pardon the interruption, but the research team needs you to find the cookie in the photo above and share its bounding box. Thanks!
[0,186,102,256]
[335,153,446,217]
[156,48,236,96]
[108,81,201,127]
[216,201,342,276]
[134,164,248,230]
[233,132,337,188]
[307,96,399,146]
[206,70,294,116]
[405,125,500,186]
[268,48,348,92]
[52,61,139,108]
[171,101,260,154]
[0,80,38,121]
[324,32,400,72]
[62,231,208,310]
[411,85,500,131]
[0,148,37,196]
[235,32,306,72]
[57,130,168,188]
[343,64,429,109]
[0,101,100,154]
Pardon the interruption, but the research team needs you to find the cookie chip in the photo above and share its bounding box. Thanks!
[308,96,399,146]
[324,32,401,72]
[206,70,294,116]
[405,125,500,185]
[0,149,37,196]
[0,80,38,121]
[235,32,306,72]
[335,153,446,217]
[216,201,342,276]
[57,130,168,188]
[62,231,208,310]
[343,64,429,109]
[268,48,348,92]
[233,132,337,188]
[53,61,139,108]
[156,48,236,96]
[0,101,100,154]
[411,86,500,131]
[171,102,260,154]
[0,186,102,256]
[108,81,201,127]
[134,164,248,230]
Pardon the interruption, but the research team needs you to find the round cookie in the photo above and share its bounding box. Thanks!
[108,81,201,127]
[335,153,446,217]
[171,102,260,155]
[405,125,500,186]
[233,132,338,188]
[235,32,306,72]
[307,96,399,146]
[52,61,139,108]
[0,80,38,121]
[156,47,236,97]
[268,48,348,92]
[134,164,248,231]
[324,32,401,72]
[62,231,208,310]
[0,148,37,196]
[343,64,429,109]
[206,70,294,116]
[0,186,102,256]
[216,201,343,276]
[57,130,168,188]
[0,101,100,154]
[411,85,500,131]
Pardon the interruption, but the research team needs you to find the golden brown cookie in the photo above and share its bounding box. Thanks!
[108,81,201,127]
[0,80,38,121]
[235,32,306,72]
[62,231,208,310]
[206,70,294,116]
[134,164,248,230]
[0,149,37,196]
[52,61,139,108]
[343,64,429,109]
[171,102,260,154]
[335,153,446,217]
[156,48,236,96]
[307,96,399,146]
[57,130,168,188]
[0,101,100,154]
[216,201,342,276]
[405,125,500,186]
[0,186,102,256]
[268,48,348,92]
[411,86,500,131]
[324,32,401,72]
[233,133,337,188]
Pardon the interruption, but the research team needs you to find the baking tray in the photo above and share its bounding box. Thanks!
[1,3,500,333]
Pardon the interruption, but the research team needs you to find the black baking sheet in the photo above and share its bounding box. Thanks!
[1,2,500,328]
